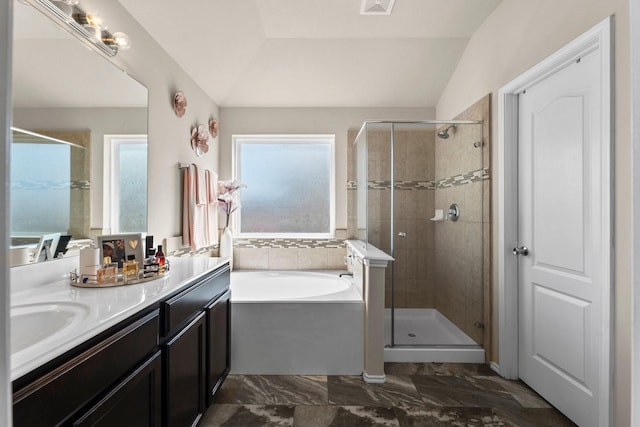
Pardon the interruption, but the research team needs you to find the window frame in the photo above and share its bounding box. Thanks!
[232,134,336,239]
[103,134,148,234]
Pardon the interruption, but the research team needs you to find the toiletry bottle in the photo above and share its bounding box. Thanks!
[145,235,154,258]
[155,244,166,273]
[98,256,118,284]
[123,254,139,280]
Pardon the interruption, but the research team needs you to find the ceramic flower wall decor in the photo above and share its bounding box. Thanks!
[191,124,209,156]
[209,118,219,139]
[173,91,187,117]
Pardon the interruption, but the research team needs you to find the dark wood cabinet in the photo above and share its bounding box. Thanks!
[72,351,162,427]
[206,289,231,404]
[12,310,160,427]
[160,265,230,427]
[163,313,206,427]
[12,262,231,427]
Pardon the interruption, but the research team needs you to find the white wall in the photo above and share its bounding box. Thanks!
[219,107,435,229]
[436,0,631,424]
[631,0,640,423]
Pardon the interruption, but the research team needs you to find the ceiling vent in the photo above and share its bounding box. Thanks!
[360,0,396,15]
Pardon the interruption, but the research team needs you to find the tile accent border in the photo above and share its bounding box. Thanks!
[233,237,345,249]
[11,180,90,190]
[347,167,489,190]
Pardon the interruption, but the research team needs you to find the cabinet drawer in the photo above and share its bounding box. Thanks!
[72,351,162,427]
[161,265,230,337]
[13,310,159,427]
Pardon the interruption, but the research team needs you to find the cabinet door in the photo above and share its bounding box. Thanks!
[13,310,159,427]
[164,312,206,427]
[206,289,231,404]
[73,351,162,427]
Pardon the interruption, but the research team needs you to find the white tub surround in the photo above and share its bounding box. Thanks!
[10,255,229,381]
[345,240,393,384]
[230,271,363,375]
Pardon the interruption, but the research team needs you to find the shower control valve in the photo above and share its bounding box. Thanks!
[397,232,407,238]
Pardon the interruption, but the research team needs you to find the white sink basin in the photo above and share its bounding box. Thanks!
[11,302,90,354]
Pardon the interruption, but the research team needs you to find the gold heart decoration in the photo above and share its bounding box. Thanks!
[128,240,138,250]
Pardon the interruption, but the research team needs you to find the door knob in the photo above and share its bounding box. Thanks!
[513,246,529,256]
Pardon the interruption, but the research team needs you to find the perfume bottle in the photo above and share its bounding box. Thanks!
[154,244,166,273]
[97,256,118,284]
[123,254,139,280]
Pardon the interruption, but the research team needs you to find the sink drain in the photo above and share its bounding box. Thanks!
[408,333,416,337]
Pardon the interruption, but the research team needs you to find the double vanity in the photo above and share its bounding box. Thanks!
[10,256,231,427]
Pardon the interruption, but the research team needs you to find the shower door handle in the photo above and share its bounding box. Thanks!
[513,246,529,256]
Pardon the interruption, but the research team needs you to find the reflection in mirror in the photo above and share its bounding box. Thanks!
[11,1,149,261]
[11,128,88,245]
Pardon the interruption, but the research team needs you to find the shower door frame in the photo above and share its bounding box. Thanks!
[357,119,484,348]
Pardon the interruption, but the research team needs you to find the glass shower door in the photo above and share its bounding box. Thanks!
[390,122,485,347]
[391,123,437,346]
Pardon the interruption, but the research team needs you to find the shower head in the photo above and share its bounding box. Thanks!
[437,124,456,139]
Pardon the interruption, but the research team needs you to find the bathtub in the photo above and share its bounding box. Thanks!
[230,271,364,375]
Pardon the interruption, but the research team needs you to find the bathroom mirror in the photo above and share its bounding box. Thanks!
[11,1,148,252]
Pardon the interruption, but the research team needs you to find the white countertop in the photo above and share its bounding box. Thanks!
[10,255,229,382]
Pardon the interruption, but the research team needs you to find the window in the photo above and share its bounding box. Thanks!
[104,135,148,234]
[11,142,72,236]
[233,135,335,238]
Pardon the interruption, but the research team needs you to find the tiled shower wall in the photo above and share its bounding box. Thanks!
[347,128,437,308]
[346,94,491,350]
[434,95,491,347]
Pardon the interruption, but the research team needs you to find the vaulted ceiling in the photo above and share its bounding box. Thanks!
[119,0,502,108]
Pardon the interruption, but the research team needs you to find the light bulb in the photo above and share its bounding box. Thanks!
[74,12,106,31]
[113,32,131,50]
[102,32,131,50]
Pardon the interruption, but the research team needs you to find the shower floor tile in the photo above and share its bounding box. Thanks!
[202,363,577,426]
[385,308,478,346]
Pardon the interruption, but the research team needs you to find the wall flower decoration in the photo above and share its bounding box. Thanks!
[209,118,219,139]
[173,91,187,117]
[191,124,209,156]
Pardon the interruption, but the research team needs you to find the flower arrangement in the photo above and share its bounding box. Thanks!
[217,179,246,228]
[191,124,209,156]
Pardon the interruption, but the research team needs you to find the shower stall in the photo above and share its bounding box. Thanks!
[349,120,489,363]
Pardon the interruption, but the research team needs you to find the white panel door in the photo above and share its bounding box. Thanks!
[517,48,608,427]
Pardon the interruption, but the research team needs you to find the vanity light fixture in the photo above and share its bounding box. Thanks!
[22,0,131,57]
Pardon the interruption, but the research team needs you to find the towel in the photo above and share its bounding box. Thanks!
[205,169,219,246]
[182,164,208,250]
[194,163,207,205]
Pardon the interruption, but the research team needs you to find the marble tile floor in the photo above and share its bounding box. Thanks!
[201,363,576,427]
